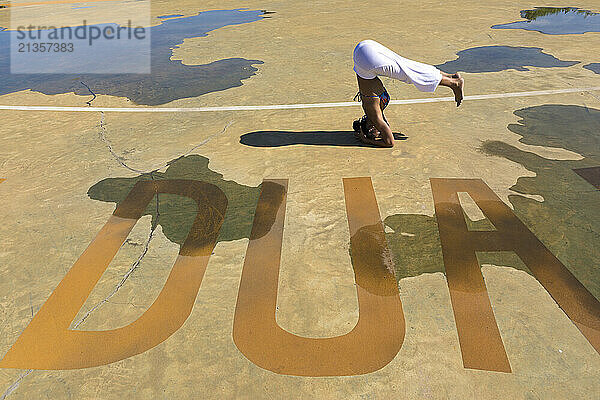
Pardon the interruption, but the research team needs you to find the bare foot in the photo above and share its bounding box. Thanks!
[452,73,464,107]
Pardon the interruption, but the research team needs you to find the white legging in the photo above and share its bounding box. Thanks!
[353,40,443,92]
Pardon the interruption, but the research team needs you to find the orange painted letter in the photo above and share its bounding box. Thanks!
[0,180,227,370]
[234,178,405,376]
[431,178,600,373]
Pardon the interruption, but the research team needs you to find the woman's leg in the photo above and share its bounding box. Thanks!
[438,72,465,106]
[364,41,465,106]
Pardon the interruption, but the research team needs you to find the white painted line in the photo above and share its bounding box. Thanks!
[0,87,598,113]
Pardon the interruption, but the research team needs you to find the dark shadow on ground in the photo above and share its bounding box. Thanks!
[573,167,600,189]
[240,131,407,147]
[435,46,579,73]
[479,105,600,297]
[584,63,600,74]
[88,155,262,245]
[492,7,600,35]
[385,105,600,295]
[0,10,268,105]
[383,214,530,281]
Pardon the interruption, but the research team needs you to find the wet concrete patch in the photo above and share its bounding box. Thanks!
[480,105,600,297]
[435,46,579,73]
[0,9,269,105]
[385,105,600,288]
[584,63,600,74]
[383,214,528,281]
[88,155,261,245]
[573,167,600,189]
[492,7,600,35]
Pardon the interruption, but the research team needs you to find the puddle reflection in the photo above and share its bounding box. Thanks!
[435,46,578,73]
[0,9,268,105]
[584,63,600,74]
[492,7,600,34]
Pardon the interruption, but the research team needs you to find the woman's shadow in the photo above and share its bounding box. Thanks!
[240,131,408,147]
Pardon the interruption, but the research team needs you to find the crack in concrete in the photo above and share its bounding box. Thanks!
[98,112,149,174]
[1,109,232,399]
[70,111,235,329]
[72,170,160,330]
[97,111,233,175]
[175,120,234,160]
[0,370,32,400]
[0,190,160,399]
[556,75,600,106]
[1,189,90,397]
[72,192,159,329]
[107,301,148,310]
[80,81,97,107]
[585,91,600,104]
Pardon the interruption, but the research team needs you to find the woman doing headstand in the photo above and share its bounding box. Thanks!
[352,40,464,147]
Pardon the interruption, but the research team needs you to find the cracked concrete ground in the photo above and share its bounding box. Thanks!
[1,0,599,398]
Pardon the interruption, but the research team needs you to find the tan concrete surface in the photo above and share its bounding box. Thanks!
[1,0,599,398]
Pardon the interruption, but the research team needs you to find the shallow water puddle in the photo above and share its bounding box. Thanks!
[435,46,578,73]
[0,9,270,105]
[492,7,600,35]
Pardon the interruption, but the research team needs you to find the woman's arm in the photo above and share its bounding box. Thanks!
[361,97,394,148]
[358,129,391,147]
